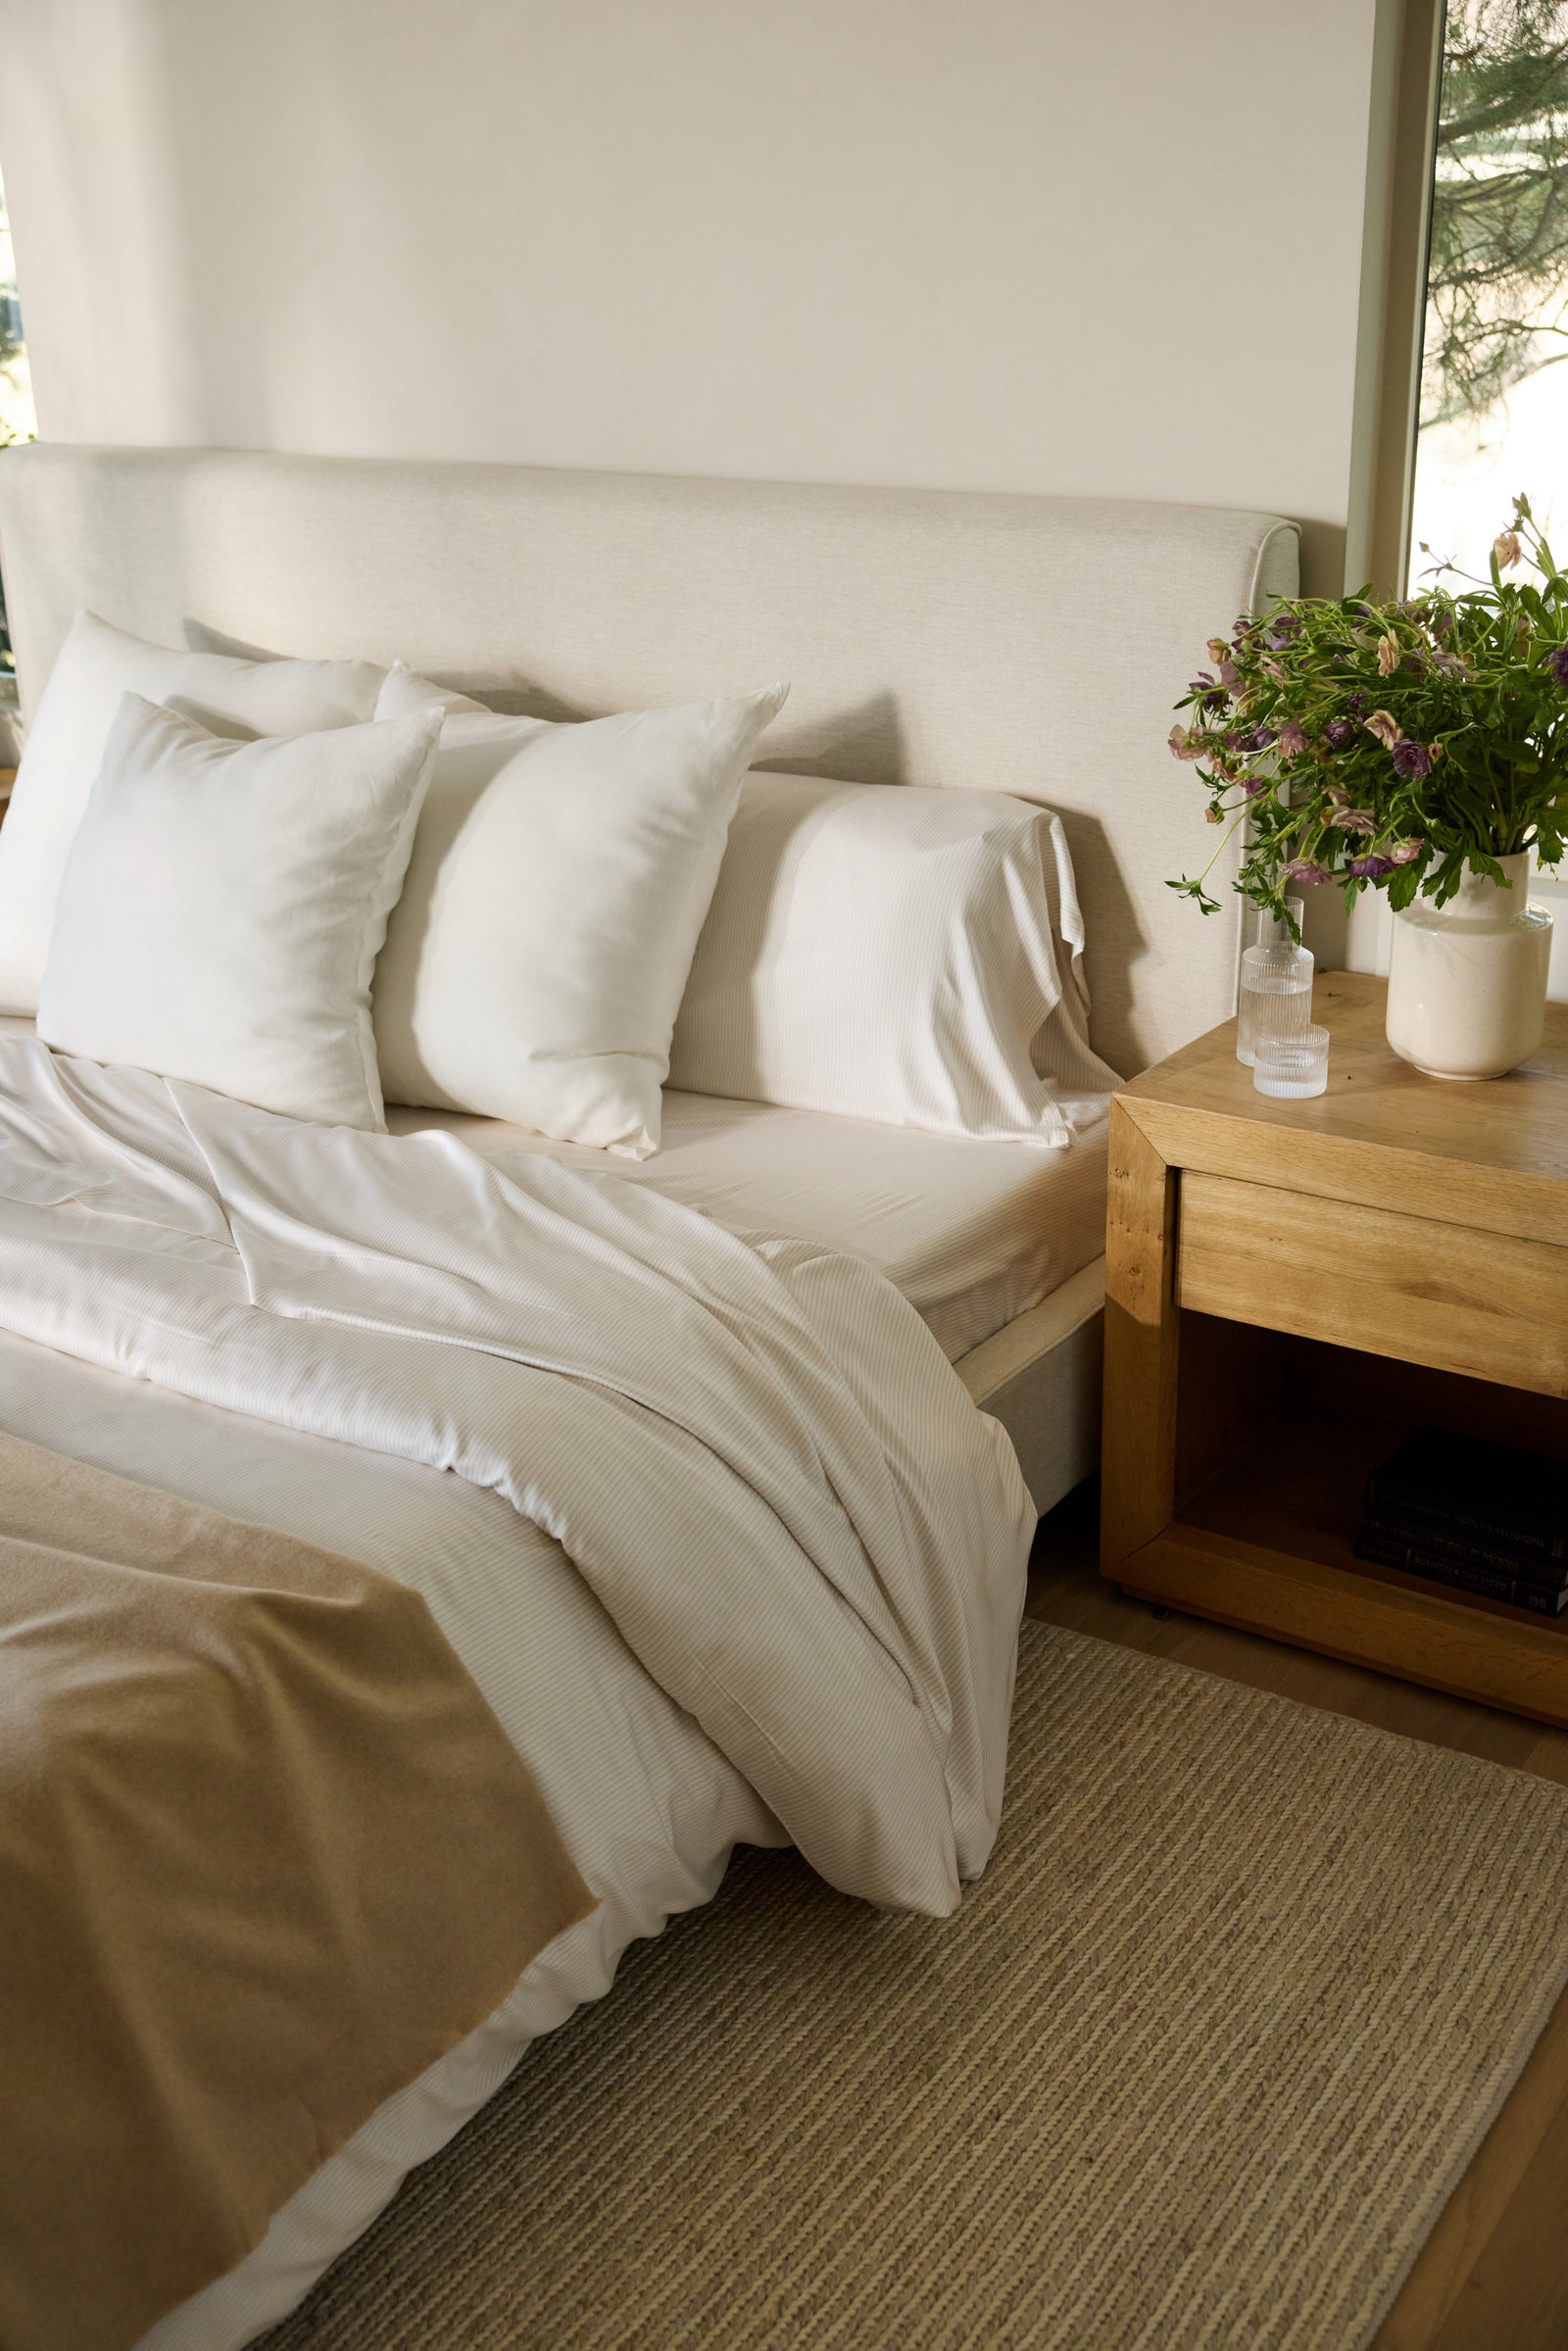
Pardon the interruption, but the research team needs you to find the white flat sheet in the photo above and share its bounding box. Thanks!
[0,1020,1107,1362]
[0,1042,1031,2348]
[385,1088,1109,1362]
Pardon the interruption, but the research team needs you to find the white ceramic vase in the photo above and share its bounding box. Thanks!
[1385,852,1552,1080]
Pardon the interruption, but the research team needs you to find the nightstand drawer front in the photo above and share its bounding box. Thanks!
[1176,1171,1568,1397]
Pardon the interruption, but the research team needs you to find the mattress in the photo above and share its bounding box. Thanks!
[384,1089,1108,1362]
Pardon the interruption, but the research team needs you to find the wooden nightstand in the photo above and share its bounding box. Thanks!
[1101,968,1568,1726]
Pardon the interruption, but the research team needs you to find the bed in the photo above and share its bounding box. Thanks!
[0,444,1298,2349]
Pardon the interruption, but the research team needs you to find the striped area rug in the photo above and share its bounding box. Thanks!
[261,1622,1568,2350]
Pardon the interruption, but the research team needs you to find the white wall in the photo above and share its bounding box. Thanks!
[0,0,1377,597]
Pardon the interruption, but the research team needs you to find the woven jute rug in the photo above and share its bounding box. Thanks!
[260,1623,1568,2351]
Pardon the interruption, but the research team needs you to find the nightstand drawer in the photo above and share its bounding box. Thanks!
[1176,1171,1568,1398]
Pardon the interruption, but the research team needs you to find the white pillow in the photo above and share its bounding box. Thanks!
[370,664,788,1155]
[0,611,387,1015]
[668,773,1122,1144]
[38,694,440,1131]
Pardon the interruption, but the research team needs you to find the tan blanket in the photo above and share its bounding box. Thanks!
[0,1434,595,2351]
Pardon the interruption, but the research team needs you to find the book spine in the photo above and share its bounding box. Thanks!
[1516,1585,1568,1619]
[1353,1533,1568,1615]
[1363,1478,1566,1561]
[1361,1504,1568,1590]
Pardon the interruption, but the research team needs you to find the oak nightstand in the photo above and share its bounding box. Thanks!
[1101,969,1568,1726]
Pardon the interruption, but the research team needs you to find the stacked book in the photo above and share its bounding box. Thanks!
[1355,1427,1568,1619]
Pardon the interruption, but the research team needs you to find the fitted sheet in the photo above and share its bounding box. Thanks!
[386,1089,1109,1361]
[0,1020,1106,1361]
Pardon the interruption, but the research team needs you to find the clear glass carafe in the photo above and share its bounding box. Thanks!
[1236,898,1313,1068]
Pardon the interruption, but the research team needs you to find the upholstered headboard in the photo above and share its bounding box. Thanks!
[0,443,1297,1076]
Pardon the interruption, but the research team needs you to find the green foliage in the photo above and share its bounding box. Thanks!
[1167,496,1568,929]
[1424,0,1568,426]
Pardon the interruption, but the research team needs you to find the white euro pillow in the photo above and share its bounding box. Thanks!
[371,664,789,1155]
[38,694,441,1131]
[0,611,387,1015]
[668,773,1122,1144]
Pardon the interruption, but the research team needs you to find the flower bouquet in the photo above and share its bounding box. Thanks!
[1167,495,1566,1078]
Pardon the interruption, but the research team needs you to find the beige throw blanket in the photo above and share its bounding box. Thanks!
[0,1435,596,2351]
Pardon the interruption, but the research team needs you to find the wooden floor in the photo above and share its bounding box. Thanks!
[1027,1478,1568,2351]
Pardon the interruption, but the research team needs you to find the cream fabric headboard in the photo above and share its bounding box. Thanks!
[0,443,1297,1076]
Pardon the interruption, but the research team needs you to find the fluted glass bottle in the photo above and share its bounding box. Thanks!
[1235,898,1313,1068]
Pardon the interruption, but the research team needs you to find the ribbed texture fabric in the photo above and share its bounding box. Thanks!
[0,445,1297,1076]
[254,1622,1568,2351]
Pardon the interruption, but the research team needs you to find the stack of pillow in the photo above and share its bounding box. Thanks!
[0,611,1116,1157]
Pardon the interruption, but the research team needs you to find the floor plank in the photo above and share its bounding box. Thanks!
[1026,1477,1568,2351]
[1376,1985,1568,2351]
[1424,2082,1568,2351]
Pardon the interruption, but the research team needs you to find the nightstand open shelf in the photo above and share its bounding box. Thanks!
[1102,973,1568,1726]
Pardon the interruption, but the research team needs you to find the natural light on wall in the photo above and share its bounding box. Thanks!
[1408,1,1568,593]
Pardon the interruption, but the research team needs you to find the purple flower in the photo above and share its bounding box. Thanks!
[1243,775,1272,799]
[1348,855,1397,879]
[1544,644,1568,690]
[1323,717,1356,751]
[1275,720,1310,758]
[1391,739,1433,780]
[1283,858,1331,885]
[1388,837,1425,864]
[1346,692,1369,713]
[1335,808,1380,836]
[1169,724,1203,762]
[1250,725,1277,751]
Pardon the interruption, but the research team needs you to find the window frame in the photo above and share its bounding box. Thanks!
[1344,0,1447,599]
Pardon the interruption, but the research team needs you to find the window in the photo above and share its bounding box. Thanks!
[0,164,33,455]
[1408,3,1568,586]
[0,163,31,709]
